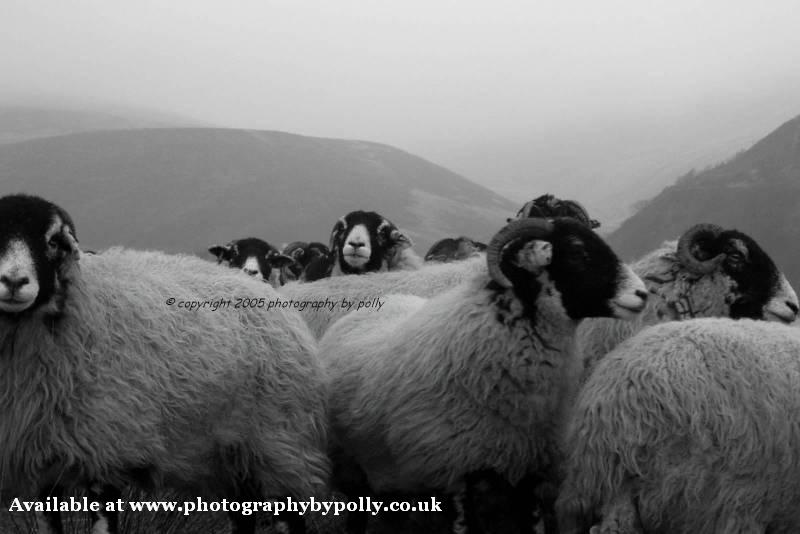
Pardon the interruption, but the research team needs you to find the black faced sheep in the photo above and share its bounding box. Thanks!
[557,317,800,534]
[0,194,329,534]
[327,210,422,276]
[279,211,421,284]
[424,236,487,263]
[318,217,648,533]
[208,237,294,287]
[577,223,798,380]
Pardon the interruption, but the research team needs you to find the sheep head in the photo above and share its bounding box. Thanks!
[278,241,331,284]
[512,194,601,229]
[674,223,798,323]
[0,194,81,316]
[487,217,647,320]
[329,210,413,274]
[208,237,294,286]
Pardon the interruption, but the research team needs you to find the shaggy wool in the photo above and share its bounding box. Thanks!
[281,255,485,338]
[558,318,800,534]
[576,239,783,380]
[0,248,329,501]
[319,273,584,495]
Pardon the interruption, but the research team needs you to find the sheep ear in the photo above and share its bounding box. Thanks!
[266,253,296,269]
[62,225,80,258]
[512,240,553,273]
[47,213,81,260]
[378,219,412,248]
[329,217,347,251]
[208,243,234,263]
[388,228,412,248]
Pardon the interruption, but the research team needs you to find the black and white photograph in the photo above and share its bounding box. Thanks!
[2,1,800,533]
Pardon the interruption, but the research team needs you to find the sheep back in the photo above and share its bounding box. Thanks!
[281,254,485,338]
[559,318,800,533]
[320,277,582,495]
[0,248,329,499]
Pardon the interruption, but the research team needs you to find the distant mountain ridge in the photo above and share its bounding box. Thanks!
[0,127,517,258]
[609,114,800,286]
[0,105,204,144]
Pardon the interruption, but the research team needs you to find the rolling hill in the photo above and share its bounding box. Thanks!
[608,114,800,286]
[0,128,517,258]
[0,105,203,144]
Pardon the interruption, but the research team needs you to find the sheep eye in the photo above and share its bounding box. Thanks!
[47,234,63,251]
[728,251,745,263]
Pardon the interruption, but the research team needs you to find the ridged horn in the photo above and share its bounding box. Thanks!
[676,223,726,274]
[487,218,555,288]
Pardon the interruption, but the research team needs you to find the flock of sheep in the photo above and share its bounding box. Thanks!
[0,191,798,534]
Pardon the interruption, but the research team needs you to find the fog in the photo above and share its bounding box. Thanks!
[3,0,800,225]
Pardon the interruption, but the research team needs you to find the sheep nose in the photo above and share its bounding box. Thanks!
[635,289,649,302]
[786,301,799,315]
[1,275,29,294]
[348,241,364,249]
[243,268,259,276]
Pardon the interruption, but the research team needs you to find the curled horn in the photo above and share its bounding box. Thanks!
[487,218,555,288]
[676,223,726,274]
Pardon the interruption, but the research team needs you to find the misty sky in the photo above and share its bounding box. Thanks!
[3,0,800,222]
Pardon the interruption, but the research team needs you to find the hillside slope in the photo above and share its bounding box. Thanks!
[0,106,202,144]
[608,115,800,285]
[0,128,516,257]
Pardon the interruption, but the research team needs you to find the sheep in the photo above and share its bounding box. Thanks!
[281,195,597,338]
[327,210,422,276]
[576,223,798,379]
[279,241,330,284]
[0,194,329,534]
[317,217,649,533]
[512,194,601,229]
[208,237,294,287]
[557,317,800,534]
[424,236,487,263]
[279,254,487,338]
[278,211,421,284]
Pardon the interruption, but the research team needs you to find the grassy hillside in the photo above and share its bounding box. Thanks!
[608,115,800,286]
[0,128,516,258]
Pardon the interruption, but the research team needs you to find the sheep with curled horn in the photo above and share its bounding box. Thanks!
[576,222,798,381]
[318,217,648,534]
[282,196,597,340]
[0,194,329,534]
[558,317,800,534]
